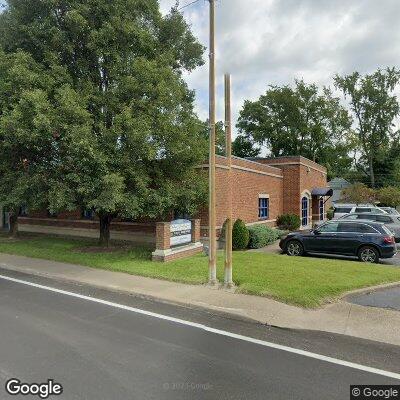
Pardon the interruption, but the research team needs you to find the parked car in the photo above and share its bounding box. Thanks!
[279,220,396,263]
[337,213,400,242]
[380,207,400,215]
[333,204,387,219]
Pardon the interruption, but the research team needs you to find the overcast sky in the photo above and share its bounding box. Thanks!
[160,0,400,136]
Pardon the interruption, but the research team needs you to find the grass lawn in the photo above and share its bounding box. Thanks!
[0,234,400,308]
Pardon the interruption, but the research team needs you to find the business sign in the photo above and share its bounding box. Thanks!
[170,219,192,247]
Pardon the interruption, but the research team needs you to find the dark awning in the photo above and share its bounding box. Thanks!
[312,188,333,197]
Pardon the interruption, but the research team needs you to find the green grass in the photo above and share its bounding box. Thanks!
[1,234,400,308]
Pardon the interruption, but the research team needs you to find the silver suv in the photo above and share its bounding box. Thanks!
[333,204,387,219]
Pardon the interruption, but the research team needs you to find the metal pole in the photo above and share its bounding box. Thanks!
[208,0,218,285]
[224,74,234,288]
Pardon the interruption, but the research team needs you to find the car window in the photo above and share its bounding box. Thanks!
[376,216,392,223]
[317,222,339,233]
[337,223,361,233]
[359,224,378,233]
[334,207,352,214]
[382,225,394,235]
[373,208,386,214]
[358,214,376,220]
[355,208,371,213]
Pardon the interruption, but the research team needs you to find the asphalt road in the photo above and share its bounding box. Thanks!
[0,269,399,400]
[348,286,400,311]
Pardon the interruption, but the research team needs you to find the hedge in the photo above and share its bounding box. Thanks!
[276,214,301,231]
[248,225,285,249]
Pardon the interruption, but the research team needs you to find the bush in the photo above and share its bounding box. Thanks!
[232,219,249,250]
[276,214,301,231]
[327,208,334,220]
[248,225,285,249]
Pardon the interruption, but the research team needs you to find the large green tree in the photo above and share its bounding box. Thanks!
[335,68,400,188]
[237,80,354,178]
[0,0,207,245]
[0,50,53,237]
[232,135,260,159]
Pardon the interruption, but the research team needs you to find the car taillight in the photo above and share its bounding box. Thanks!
[383,236,395,244]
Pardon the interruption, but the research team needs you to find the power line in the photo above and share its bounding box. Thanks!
[178,0,202,11]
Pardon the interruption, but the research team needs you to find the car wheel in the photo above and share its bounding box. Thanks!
[286,240,304,257]
[358,246,379,263]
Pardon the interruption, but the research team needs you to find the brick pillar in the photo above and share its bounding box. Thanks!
[191,219,200,243]
[155,222,171,251]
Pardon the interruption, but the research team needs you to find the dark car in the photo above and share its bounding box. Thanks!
[279,220,396,263]
[338,213,400,242]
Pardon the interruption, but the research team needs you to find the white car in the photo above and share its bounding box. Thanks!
[333,204,388,219]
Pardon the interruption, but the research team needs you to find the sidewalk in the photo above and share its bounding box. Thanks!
[1,253,400,346]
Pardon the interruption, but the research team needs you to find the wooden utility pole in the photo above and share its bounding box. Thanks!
[224,74,234,288]
[208,0,218,285]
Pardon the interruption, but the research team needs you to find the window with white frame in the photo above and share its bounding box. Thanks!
[258,195,269,219]
[301,196,309,226]
[319,197,324,221]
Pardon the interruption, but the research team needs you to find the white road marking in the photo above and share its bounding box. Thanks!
[1,273,399,380]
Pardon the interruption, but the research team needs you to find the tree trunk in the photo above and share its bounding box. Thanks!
[99,213,112,247]
[8,211,18,238]
[369,156,375,188]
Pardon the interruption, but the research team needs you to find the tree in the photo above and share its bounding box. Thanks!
[232,135,261,158]
[340,183,376,204]
[0,50,54,237]
[0,0,207,246]
[376,187,400,208]
[334,68,400,188]
[237,80,354,178]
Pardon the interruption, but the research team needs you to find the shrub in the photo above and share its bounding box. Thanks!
[232,219,249,250]
[276,214,301,231]
[327,208,334,220]
[248,225,285,249]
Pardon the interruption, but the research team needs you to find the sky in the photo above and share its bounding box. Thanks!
[160,0,400,136]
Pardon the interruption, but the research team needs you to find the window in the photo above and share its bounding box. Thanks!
[82,209,95,220]
[258,197,269,219]
[319,198,324,221]
[359,224,378,233]
[318,222,339,233]
[335,207,352,214]
[337,222,376,233]
[355,208,372,213]
[338,223,361,233]
[358,214,376,221]
[301,196,309,226]
[376,216,392,223]
[19,205,28,217]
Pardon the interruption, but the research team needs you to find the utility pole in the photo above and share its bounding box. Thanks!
[224,74,234,288]
[208,0,218,285]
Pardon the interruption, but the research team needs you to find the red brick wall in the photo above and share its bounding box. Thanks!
[257,157,328,220]
[199,156,284,237]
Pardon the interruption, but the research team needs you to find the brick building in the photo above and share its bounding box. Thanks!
[0,155,331,245]
[198,155,331,239]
